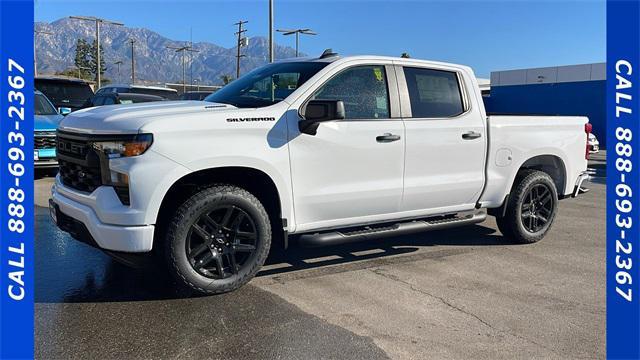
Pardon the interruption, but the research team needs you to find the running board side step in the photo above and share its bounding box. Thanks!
[297,211,487,247]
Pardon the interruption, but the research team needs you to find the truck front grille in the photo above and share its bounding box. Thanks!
[58,159,102,193]
[56,131,103,193]
[34,131,57,149]
[56,133,92,160]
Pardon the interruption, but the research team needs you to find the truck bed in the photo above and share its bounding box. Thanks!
[479,115,589,208]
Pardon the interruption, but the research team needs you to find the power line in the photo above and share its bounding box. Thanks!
[129,38,136,84]
[234,20,248,79]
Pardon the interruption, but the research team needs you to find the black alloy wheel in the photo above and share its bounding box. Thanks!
[520,184,554,233]
[186,205,258,279]
[165,185,272,295]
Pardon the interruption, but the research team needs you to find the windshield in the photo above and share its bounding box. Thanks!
[205,61,329,108]
[34,94,58,115]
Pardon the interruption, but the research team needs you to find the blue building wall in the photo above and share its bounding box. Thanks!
[485,80,606,147]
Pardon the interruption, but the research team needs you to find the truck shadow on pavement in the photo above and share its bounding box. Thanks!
[36,204,512,304]
[260,225,505,278]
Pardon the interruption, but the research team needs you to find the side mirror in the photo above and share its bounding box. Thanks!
[58,107,72,116]
[299,100,345,135]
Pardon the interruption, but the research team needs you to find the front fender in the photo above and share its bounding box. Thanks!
[182,156,295,229]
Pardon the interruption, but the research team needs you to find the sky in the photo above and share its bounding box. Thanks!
[34,0,606,77]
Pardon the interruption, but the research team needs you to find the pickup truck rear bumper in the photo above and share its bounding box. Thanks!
[571,169,594,197]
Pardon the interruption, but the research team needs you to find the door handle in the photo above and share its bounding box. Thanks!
[376,133,401,143]
[462,131,482,140]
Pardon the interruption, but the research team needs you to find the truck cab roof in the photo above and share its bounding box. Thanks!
[276,50,473,74]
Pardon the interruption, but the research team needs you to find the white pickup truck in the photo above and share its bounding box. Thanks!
[50,51,591,294]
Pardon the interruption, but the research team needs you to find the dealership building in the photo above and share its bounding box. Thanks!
[485,62,606,147]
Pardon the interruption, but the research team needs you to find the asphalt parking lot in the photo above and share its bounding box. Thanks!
[34,152,605,360]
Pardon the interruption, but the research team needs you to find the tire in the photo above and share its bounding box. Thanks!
[496,169,558,244]
[165,184,271,295]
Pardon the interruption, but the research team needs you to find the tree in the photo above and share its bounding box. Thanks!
[88,39,106,81]
[220,74,233,85]
[73,39,91,80]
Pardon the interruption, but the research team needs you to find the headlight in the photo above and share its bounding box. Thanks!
[91,134,152,206]
[92,133,153,159]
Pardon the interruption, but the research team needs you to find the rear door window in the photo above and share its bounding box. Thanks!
[403,67,464,118]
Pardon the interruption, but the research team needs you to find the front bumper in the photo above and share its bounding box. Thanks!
[35,158,59,168]
[50,178,154,253]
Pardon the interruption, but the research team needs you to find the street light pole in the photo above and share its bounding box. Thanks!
[277,28,317,57]
[96,20,101,86]
[269,0,274,62]
[167,44,199,94]
[69,16,124,89]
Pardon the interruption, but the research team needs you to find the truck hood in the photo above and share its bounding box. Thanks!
[58,101,236,134]
[35,113,64,131]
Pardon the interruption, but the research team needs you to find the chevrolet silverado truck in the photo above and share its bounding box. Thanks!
[50,51,591,294]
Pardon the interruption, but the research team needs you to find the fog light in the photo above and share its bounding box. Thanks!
[110,170,129,186]
[109,171,130,205]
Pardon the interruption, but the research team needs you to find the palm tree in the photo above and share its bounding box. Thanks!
[220,74,233,85]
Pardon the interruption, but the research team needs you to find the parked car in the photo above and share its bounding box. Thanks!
[85,93,165,108]
[588,133,600,153]
[96,84,179,100]
[35,76,94,112]
[51,53,591,295]
[34,91,67,168]
[180,91,214,101]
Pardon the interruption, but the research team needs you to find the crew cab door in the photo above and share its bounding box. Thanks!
[396,64,486,212]
[287,63,405,232]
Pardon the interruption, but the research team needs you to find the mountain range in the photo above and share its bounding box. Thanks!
[35,18,303,86]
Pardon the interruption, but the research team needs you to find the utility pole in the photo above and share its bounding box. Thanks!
[190,28,194,87]
[69,16,124,89]
[34,28,52,77]
[277,28,317,57]
[114,60,123,82]
[129,39,136,84]
[268,0,274,62]
[167,44,199,94]
[234,20,248,79]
